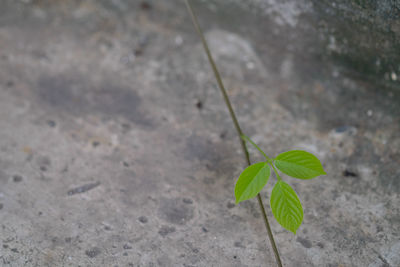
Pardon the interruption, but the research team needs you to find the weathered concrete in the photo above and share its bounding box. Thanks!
[0,0,399,266]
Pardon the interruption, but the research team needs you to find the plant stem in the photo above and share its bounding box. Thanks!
[270,163,283,182]
[256,194,282,265]
[184,1,283,266]
[241,134,272,162]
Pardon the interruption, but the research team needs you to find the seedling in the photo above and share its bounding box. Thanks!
[235,135,326,234]
[184,1,326,266]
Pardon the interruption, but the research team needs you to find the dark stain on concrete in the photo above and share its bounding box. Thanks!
[6,80,14,87]
[46,120,56,127]
[158,225,176,237]
[85,247,101,258]
[297,237,312,248]
[140,1,152,10]
[91,86,148,125]
[226,202,235,209]
[36,74,153,127]
[184,135,220,162]
[310,0,400,86]
[234,241,245,248]
[183,134,231,173]
[92,141,100,148]
[182,198,193,204]
[12,175,23,182]
[37,75,81,113]
[158,198,194,225]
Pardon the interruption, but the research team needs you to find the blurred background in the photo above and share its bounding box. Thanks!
[0,0,399,266]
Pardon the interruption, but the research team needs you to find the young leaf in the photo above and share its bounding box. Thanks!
[270,181,303,234]
[275,150,326,179]
[235,162,270,204]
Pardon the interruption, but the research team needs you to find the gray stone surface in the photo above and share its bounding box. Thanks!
[0,0,399,266]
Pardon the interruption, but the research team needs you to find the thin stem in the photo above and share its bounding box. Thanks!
[183,0,249,165]
[270,163,283,182]
[184,1,283,266]
[241,134,272,162]
[257,194,283,266]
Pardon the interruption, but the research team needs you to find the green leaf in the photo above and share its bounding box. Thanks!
[275,150,326,179]
[235,162,270,204]
[270,181,303,234]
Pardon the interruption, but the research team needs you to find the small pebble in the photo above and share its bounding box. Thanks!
[138,216,148,223]
[196,100,203,110]
[343,170,358,177]
[123,244,132,250]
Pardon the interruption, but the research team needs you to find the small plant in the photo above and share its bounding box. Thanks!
[184,1,326,266]
[235,135,326,234]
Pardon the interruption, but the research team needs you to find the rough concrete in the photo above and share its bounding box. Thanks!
[0,0,399,266]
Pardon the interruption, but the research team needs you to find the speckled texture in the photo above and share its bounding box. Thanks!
[0,1,399,266]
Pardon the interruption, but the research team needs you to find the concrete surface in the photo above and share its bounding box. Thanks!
[0,0,399,266]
